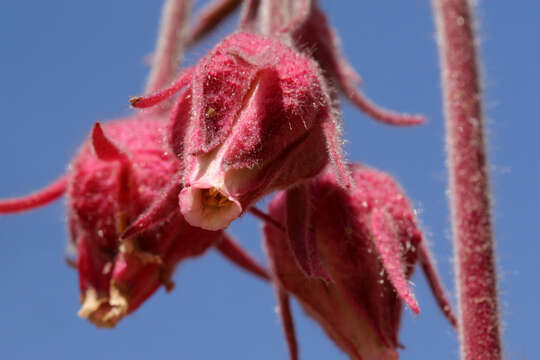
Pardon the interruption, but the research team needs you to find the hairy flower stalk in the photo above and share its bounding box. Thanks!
[261,164,457,360]
[432,1,502,359]
[145,0,193,95]
[0,177,67,214]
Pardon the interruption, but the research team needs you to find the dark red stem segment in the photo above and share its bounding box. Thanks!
[0,176,67,214]
[188,0,242,45]
[432,1,502,359]
[342,84,425,126]
[248,207,285,232]
[216,233,270,281]
[418,242,458,328]
[276,286,298,360]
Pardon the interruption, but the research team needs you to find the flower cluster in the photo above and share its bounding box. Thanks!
[0,0,456,358]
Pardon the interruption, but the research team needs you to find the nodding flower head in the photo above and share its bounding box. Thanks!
[262,164,456,360]
[1,116,221,327]
[60,116,235,328]
[131,31,352,231]
[67,116,229,327]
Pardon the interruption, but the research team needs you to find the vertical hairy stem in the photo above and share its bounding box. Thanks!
[258,0,292,35]
[145,0,192,94]
[432,1,502,359]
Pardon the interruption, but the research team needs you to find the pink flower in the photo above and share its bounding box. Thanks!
[262,164,456,359]
[0,115,268,328]
[132,32,351,231]
[69,116,219,327]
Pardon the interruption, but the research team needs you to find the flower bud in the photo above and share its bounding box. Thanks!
[263,164,456,359]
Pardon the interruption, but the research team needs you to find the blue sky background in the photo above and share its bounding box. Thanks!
[0,1,536,359]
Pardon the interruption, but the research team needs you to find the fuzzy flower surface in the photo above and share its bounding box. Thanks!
[263,164,456,359]
[132,31,351,231]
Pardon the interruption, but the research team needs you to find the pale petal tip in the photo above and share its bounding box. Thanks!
[179,186,242,231]
[78,287,129,328]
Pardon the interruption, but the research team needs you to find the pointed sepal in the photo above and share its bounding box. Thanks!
[91,122,127,162]
[371,207,419,314]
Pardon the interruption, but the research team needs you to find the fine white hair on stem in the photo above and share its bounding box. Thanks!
[145,0,193,94]
[431,0,502,359]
